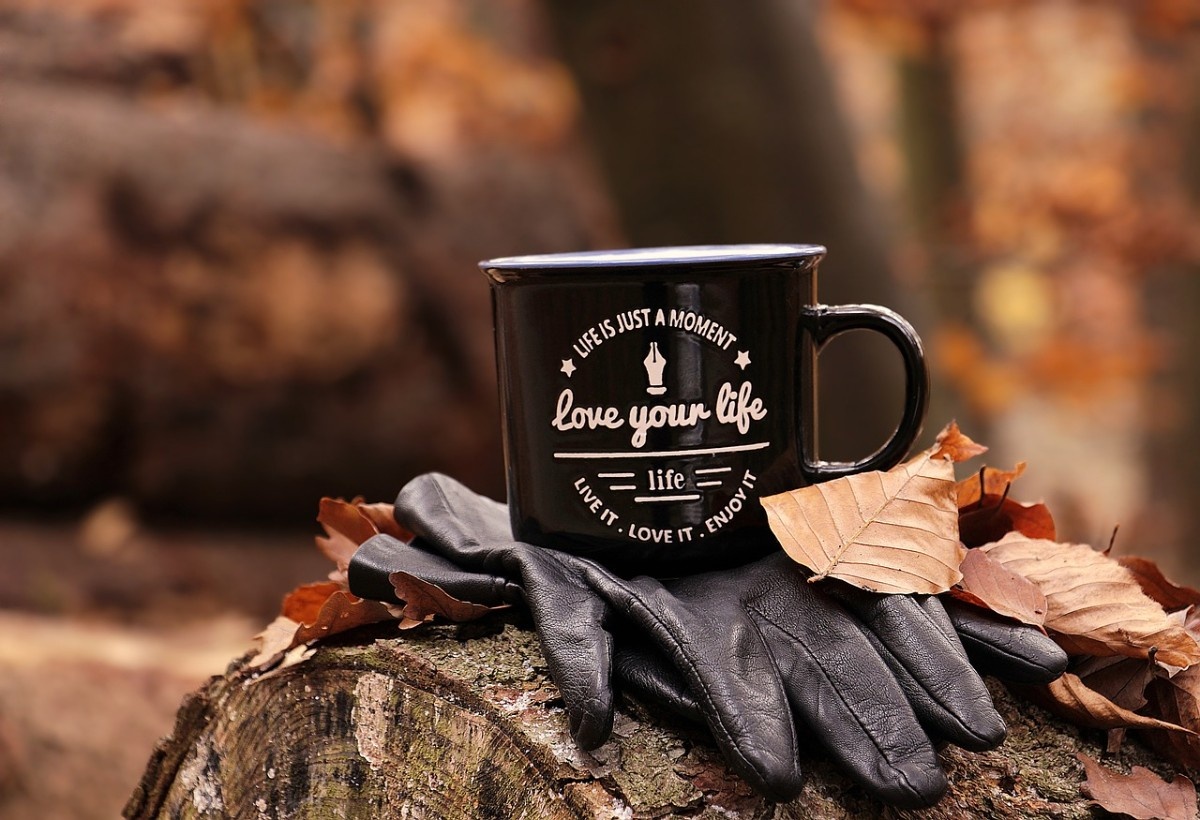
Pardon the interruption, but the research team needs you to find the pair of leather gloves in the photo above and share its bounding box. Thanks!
[348,473,1067,808]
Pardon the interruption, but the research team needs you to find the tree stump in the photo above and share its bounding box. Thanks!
[126,617,1176,819]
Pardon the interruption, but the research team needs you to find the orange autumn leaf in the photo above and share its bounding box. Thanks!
[281,581,344,623]
[292,590,396,646]
[761,422,978,594]
[357,501,413,541]
[249,586,396,670]
[949,547,1047,628]
[959,496,1057,547]
[1078,753,1198,820]
[316,497,414,575]
[956,462,1028,508]
[981,534,1200,668]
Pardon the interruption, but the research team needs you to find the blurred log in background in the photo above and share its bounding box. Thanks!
[0,0,618,518]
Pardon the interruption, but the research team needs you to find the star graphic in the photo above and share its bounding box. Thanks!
[560,358,577,378]
[734,350,751,370]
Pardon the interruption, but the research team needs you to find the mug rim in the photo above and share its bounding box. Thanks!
[480,243,826,281]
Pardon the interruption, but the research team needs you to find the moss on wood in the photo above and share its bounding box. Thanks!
[126,617,1183,819]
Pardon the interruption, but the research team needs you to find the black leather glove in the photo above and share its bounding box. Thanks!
[350,473,1067,807]
[597,559,1070,807]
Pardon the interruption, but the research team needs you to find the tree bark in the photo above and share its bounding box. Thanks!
[127,618,1175,819]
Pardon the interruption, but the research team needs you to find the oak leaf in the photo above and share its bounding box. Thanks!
[980,533,1200,668]
[760,422,978,594]
[1077,753,1198,820]
[1018,673,1194,735]
[316,497,414,576]
[949,547,1047,628]
[248,583,396,670]
[390,571,502,624]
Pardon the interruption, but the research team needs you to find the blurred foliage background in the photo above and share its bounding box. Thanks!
[3,0,1200,570]
[2,0,1200,815]
[3,0,1197,573]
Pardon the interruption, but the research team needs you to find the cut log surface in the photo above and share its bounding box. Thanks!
[126,618,1175,819]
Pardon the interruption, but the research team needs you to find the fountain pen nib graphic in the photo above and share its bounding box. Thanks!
[644,342,667,395]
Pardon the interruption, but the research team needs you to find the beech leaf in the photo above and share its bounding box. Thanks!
[761,422,976,594]
[980,533,1200,668]
[1019,673,1195,735]
[1145,666,1200,772]
[1073,654,1157,713]
[1118,556,1200,613]
[949,547,1047,628]
[1077,753,1198,820]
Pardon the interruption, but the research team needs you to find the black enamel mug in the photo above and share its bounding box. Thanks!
[481,244,928,576]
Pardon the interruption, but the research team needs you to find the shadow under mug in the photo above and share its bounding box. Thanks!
[481,244,929,576]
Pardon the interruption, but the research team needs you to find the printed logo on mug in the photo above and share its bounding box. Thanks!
[482,245,928,576]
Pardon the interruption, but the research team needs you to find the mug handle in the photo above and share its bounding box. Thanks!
[798,304,929,483]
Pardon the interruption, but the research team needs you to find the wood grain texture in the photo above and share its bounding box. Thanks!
[126,616,1186,819]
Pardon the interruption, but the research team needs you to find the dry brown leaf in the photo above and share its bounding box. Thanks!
[1119,557,1200,613]
[956,462,1027,507]
[1019,673,1194,735]
[248,586,396,671]
[357,501,413,541]
[949,547,1047,627]
[980,534,1200,668]
[959,496,1057,547]
[316,497,414,577]
[281,581,343,623]
[931,421,989,461]
[248,615,304,670]
[761,422,977,594]
[390,571,503,624]
[1077,753,1198,820]
[1074,654,1157,713]
[1145,666,1200,772]
[956,462,1056,546]
[292,589,396,646]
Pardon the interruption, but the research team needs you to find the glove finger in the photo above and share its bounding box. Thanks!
[749,583,947,809]
[395,475,621,749]
[606,574,804,802]
[613,635,704,723]
[826,584,1006,752]
[349,534,516,606]
[522,556,617,751]
[943,599,1068,685]
[393,473,514,562]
